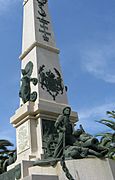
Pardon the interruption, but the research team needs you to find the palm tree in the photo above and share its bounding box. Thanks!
[0,139,15,174]
[96,111,115,159]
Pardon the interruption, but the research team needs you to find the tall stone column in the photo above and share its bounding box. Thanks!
[10,0,77,163]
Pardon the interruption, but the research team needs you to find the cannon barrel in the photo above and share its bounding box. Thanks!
[83,138,99,147]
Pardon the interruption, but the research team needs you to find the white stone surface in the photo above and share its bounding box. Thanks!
[20,0,69,107]
[34,0,56,47]
[17,121,30,154]
[36,46,68,105]
[22,0,36,52]
[27,158,115,180]
[10,100,77,128]
[16,118,38,162]
[22,175,58,180]
[57,158,115,180]
[22,0,56,53]
[9,158,114,180]
[28,166,57,176]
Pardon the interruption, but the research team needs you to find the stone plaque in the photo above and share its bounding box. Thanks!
[17,121,30,154]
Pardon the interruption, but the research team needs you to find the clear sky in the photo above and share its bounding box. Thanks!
[0,0,115,146]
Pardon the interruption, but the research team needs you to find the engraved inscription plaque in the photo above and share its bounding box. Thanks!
[36,0,51,42]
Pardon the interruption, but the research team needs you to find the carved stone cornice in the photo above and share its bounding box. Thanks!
[19,41,60,60]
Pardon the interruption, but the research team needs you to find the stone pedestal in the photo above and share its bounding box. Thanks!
[7,158,115,180]
[56,158,115,180]
[23,175,58,180]
[10,102,77,162]
[23,158,115,180]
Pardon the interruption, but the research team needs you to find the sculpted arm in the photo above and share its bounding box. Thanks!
[55,115,65,132]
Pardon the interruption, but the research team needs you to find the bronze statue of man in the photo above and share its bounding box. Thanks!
[53,107,75,158]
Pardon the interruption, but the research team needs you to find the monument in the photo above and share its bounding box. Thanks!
[11,0,77,163]
[2,0,114,179]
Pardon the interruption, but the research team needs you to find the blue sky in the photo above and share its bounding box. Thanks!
[0,0,115,146]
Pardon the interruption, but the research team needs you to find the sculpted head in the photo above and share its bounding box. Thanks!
[63,107,71,116]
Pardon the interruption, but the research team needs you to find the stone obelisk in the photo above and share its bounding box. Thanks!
[10,0,77,162]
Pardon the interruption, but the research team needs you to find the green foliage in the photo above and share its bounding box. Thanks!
[96,119,115,131]
[0,139,16,174]
[96,110,115,159]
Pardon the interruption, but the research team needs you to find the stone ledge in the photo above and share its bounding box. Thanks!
[10,101,78,127]
[19,41,60,60]
[10,102,37,127]
[22,175,58,180]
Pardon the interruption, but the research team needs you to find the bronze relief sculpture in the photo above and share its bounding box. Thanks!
[19,61,38,104]
[38,65,66,100]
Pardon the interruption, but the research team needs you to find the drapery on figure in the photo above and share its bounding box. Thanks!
[53,107,75,158]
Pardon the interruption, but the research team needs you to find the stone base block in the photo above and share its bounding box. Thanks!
[57,158,115,180]
[27,158,115,180]
[22,175,58,180]
[28,166,57,176]
[6,158,115,180]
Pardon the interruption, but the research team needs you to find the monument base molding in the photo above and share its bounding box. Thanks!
[7,158,115,180]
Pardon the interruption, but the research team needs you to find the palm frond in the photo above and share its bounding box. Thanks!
[95,133,112,138]
[106,111,115,118]
[96,119,115,130]
[112,133,115,143]
[0,140,13,147]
